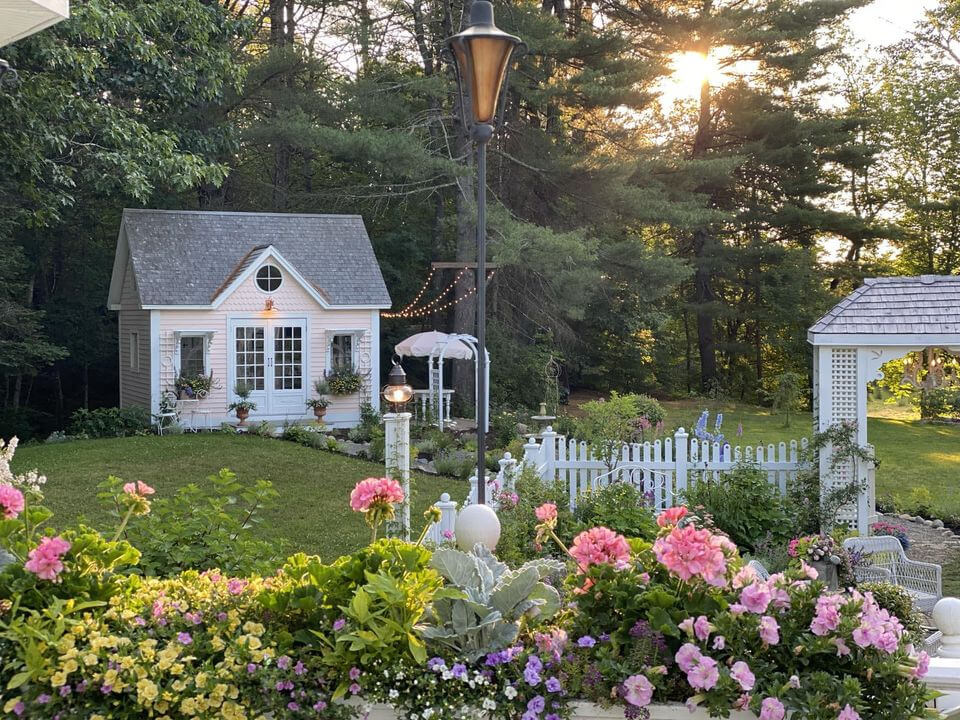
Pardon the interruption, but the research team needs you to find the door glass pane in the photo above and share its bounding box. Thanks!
[235,327,264,391]
[274,326,303,390]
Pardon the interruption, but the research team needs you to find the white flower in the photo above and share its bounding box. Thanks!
[389,689,399,699]
[504,686,517,700]
[482,699,497,710]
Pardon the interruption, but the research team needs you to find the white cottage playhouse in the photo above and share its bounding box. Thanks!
[107,209,391,428]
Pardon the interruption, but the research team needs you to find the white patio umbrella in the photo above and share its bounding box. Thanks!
[0,0,69,48]
[395,331,474,360]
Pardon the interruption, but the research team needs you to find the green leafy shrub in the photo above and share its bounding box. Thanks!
[917,387,960,420]
[68,406,151,438]
[495,468,572,566]
[683,464,800,552]
[490,407,523,448]
[573,482,657,540]
[633,394,665,426]
[102,469,281,576]
[432,450,473,479]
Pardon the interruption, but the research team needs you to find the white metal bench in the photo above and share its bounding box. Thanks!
[843,535,942,612]
[747,559,771,580]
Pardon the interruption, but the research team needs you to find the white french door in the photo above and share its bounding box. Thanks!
[231,319,307,415]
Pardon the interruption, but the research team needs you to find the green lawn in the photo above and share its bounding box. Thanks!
[11,434,466,560]
[658,399,960,517]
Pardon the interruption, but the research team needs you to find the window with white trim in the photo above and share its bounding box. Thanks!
[330,334,355,371]
[129,332,140,371]
[179,335,206,377]
[256,264,282,292]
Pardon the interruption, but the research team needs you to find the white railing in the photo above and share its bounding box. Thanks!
[522,426,809,512]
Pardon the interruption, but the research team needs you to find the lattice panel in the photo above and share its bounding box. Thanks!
[830,348,858,424]
[829,348,858,527]
[357,330,373,404]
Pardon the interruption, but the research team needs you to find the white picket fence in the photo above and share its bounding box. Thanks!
[422,428,810,543]
[522,427,809,511]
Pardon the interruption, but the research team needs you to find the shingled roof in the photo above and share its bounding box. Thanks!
[110,209,391,308]
[809,275,960,340]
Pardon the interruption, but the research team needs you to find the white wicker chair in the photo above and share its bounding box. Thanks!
[843,535,942,612]
[747,559,771,580]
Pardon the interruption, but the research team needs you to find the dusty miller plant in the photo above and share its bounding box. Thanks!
[418,544,564,661]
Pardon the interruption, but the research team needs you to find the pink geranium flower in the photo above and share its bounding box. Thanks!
[535,503,557,523]
[349,477,404,512]
[657,506,688,527]
[569,527,631,572]
[653,524,730,587]
[123,480,155,496]
[0,484,24,519]
[24,536,71,582]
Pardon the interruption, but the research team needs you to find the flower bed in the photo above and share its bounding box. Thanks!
[0,437,937,720]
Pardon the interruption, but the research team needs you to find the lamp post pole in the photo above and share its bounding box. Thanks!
[444,0,521,504]
[475,124,493,504]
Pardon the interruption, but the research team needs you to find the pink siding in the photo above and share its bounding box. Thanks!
[154,264,378,427]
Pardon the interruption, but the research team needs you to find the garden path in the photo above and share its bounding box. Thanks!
[880,512,960,569]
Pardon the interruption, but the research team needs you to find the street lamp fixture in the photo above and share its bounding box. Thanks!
[382,358,414,413]
[445,0,523,504]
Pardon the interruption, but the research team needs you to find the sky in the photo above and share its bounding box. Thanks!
[847,0,935,46]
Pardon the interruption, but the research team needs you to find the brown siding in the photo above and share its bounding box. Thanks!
[118,259,151,410]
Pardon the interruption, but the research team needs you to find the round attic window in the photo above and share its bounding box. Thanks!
[256,264,282,292]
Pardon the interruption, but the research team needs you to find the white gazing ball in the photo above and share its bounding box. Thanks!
[455,503,501,551]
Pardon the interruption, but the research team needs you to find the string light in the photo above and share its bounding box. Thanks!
[389,267,436,318]
[383,268,466,318]
[383,271,496,319]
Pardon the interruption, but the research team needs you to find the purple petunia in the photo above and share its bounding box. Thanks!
[546,677,562,693]
[177,632,192,645]
[578,635,596,648]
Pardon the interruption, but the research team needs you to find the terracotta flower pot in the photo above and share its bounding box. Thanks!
[313,406,327,421]
[235,407,250,426]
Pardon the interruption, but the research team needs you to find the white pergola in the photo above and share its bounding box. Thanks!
[809,275,960,532]
[0,0,69,47]
[395,330,489,430]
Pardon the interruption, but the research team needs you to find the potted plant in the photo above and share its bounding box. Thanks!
[228,381,257,426]
[305,379,331,421]
[327,365,364,396]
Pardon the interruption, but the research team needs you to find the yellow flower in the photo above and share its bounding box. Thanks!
[136,678,159,704]
[91,715,105,720]
[173,680,187,692]
[170,662,185,676]
[211,635,225,651]
[180,697,198,716]
[103,669,119,687]
[50,672,67,687]
[242,621,264,636]
[220,700,247,720]
[3,698,22,714]
[243,635,262,651]
[195,672,209,689]
[83,653,99,666]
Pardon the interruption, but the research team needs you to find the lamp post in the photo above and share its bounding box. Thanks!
[445,0,523,504]
[382,359,414,539]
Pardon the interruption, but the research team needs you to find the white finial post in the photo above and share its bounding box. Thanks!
[934,598,960,658]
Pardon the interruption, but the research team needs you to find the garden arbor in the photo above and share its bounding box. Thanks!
[809,275,960,533]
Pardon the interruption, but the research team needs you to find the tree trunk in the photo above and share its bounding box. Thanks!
[83,362,89,409]
[11,375,21,410]
[690,55,718,391]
